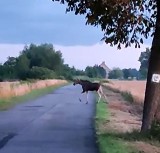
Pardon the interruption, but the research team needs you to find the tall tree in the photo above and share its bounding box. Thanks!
[52,0,159,131]
[138,48,151,79]
[85,65,106,78]
[21,44,64,73]
[16,55,30,80]
[85,66,97,78]
[3,57,17,79]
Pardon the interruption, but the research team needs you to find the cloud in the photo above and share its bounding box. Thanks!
[0,0,103,45]
[0,0,152,68]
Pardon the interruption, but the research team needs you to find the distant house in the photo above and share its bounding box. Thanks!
[99,61,111,78]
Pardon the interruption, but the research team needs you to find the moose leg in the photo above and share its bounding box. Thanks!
[79,90,85,102]
[97,90,101,103]
[79,93,83,102]
[86,91,88,104]
[79,93,82,102]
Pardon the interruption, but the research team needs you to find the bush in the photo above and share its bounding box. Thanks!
[56,76,65,80]
[150,121,160,140]
[28,66,56,79]
[121,91,134,103]
[64,73,73,80]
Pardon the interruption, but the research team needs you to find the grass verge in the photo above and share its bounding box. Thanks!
[0,83,68,110]
[96,100,137,153]
[121,91,134,103]
[103,85,135,103]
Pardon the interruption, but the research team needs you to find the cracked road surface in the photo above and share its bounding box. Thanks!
[0,85,99,153]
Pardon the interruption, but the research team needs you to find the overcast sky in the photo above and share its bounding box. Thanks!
[0,0,152,70]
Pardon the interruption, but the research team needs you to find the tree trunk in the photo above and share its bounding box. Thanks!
[141,1,160,132]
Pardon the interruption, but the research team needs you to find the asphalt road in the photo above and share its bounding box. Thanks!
[0,84,99,153]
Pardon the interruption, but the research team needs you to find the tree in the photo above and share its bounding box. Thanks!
[3,57,17,79]
[0,43,86,81]
[122,68,139,80]
[96,66,106,78]
[0,64,5,81]
[28,66,56,79]
[16,55,30,80]
[109,68,123,79]
[85,65,106,78]
[22,44,64,73]
[85,66,96,78]
[52,0,159,132]
[122,69,130,79]
[138,48,151,79]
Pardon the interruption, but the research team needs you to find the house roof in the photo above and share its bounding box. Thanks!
[99,61,111,72]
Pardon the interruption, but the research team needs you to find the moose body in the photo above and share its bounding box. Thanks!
[81,82,100,93]
[73,79,102,104]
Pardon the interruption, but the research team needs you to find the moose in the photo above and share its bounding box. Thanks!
[73,79,103,104]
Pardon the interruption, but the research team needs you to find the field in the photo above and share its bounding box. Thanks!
[104,80,146,104]
[0,79,67,99]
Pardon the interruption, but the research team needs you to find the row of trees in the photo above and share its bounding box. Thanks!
[85,65,106,78]
[0,44,85,81]
[108,48,150,80]
[108,68,139,79]
[0,43,150,81]
[0,43,107,81]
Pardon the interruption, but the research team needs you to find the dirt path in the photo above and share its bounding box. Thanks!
[102,87,160,153]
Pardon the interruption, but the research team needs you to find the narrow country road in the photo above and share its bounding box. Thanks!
[0,84,99,153]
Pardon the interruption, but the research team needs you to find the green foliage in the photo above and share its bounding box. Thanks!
[108,68,123,79]
[150,121,160,140]
[28,66,56,80]
[85,65,106,78]
[138,48,151,79]
[96,101,108,122]
[121,91,134,103]
[122,68,140,80]
[16,55,30,80]
[60,64,85,80]
[2,57,18,80]
[108,68,140,80]
[22,43,64,71]
[98,134,135,153]
[96,100,136,153]
[0,43,85,81]
[52,0,156,49]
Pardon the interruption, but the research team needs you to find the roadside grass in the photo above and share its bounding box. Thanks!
[96,99,138,153]
[121,91,134,103]
[103,85,135,103]
[0,83,68,110]
[96,88,160,152]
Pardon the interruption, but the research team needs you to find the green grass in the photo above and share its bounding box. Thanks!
[96,101,108,123]
[0,83,68,110]
[96,100,137,153]
[98,134,133,153]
